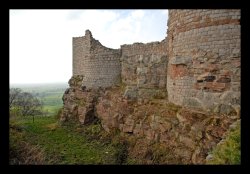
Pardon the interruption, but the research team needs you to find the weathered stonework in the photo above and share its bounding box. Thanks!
[73,30,121,88]
[121,41,168,99]
[61,10,241,164]
[95,88,237,164]
[73,29,169,97]
[166,9,240,113]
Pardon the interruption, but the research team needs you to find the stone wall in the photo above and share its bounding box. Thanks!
[73,37,85,75]
[166,9,240,114]
[121,41,168,99]
[61,10,241,163]
[73,30,121,88]
[71,9,241,118]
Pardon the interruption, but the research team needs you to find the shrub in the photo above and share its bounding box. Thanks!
[207,121,240,164]
[114,140,128,164]
[110,135,129,164]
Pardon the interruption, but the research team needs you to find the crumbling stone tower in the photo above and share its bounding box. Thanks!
[73,30,121,88]
[166,9,240,114]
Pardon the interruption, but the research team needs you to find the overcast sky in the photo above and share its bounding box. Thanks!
[10,10,168,84]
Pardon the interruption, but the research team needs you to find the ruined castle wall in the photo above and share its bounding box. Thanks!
[121,41,167,57]
[121,41,168,88]
[62,11,241,163]
[167,9,240,113]
[73,30,121,88]
[82,39,121,88]
[73,37,85,75]
[120,41,168,99]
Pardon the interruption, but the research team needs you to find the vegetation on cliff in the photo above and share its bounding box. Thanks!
[206,121,240,164]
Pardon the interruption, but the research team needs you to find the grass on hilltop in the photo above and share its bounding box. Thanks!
[9,116,121,164]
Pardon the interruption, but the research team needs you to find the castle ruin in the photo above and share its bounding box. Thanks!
[71,9,240,113]
[60,9,240,164]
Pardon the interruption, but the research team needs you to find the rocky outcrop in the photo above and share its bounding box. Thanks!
[60,76,239,164]
[95,87,238,163]
[96,88,133,132]
[60,75,99,124]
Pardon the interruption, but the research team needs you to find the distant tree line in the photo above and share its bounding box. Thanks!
[9,88,44,122]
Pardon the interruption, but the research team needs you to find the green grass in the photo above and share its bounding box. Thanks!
[43,105,62,116]
[38,91,64,116]
[9,83,123,164]
[207,121,241,165]
[10,116,118,164]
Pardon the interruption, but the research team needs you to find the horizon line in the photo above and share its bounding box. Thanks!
[10,82,68,85]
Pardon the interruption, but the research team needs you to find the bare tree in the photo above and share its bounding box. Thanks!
[9,88,22,110]
[9,88,44,122]
[15,92,43,122]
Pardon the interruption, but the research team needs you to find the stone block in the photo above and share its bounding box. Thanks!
[179,135,196,149]
[123,124,134,133]
[133,124,143,136]
[176,112,187,122]
[171,56,192,65]
[212,82,227,92]
[183,97,204,109]
[158,122,172,133]
[123,86,138,100]
[144,130,155,140]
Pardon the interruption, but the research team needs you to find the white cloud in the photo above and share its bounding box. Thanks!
[161,10,168,15]
[131,10,145,19]
[10,10,168,84]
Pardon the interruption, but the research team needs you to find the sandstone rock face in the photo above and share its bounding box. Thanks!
[60,75,99,124]
[95,88,133,132]
[94,87,237,163]
[61,78,238,164]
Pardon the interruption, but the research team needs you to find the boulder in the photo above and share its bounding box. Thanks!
[176,112,187,123]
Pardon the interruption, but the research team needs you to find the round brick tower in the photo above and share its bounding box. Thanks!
[166,9,240,114]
